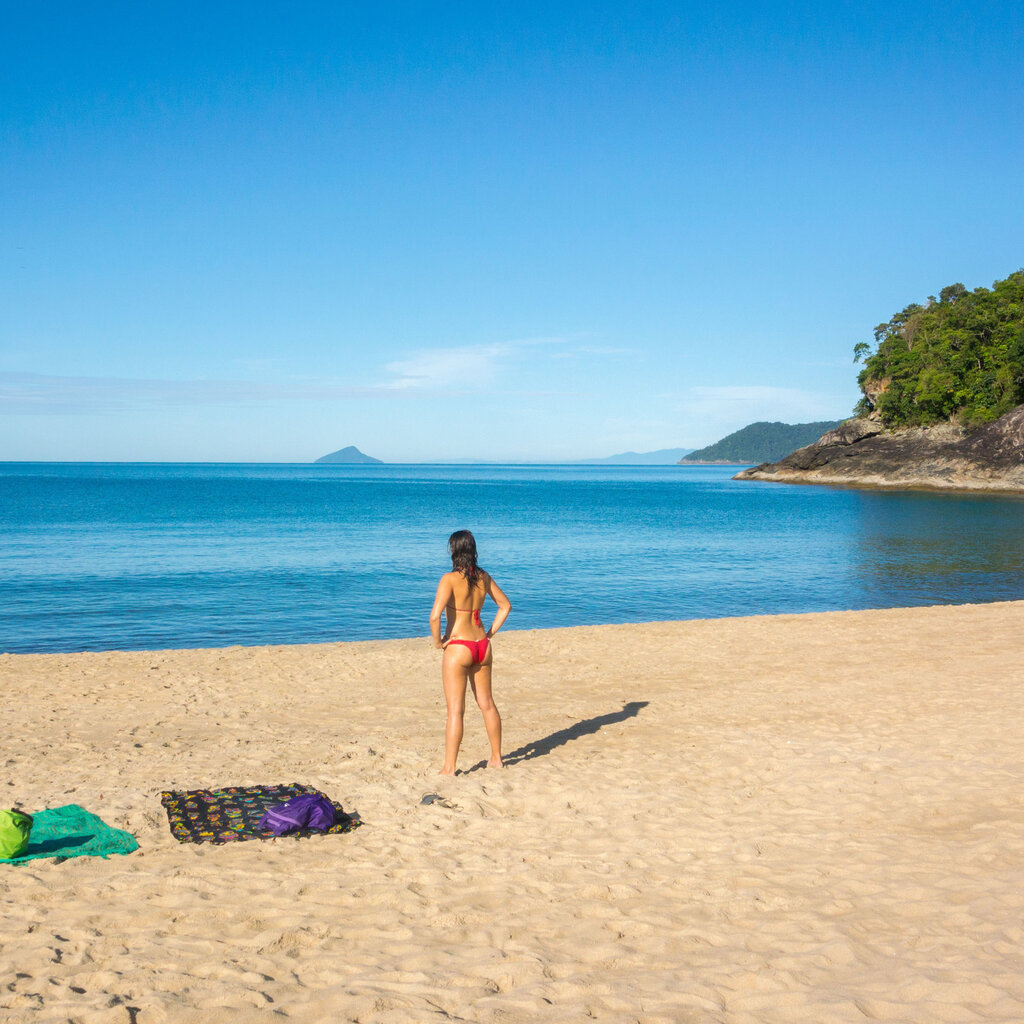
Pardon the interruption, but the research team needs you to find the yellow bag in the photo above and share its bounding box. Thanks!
[0,809,33,858]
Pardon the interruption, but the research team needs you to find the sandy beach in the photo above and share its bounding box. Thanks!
[2,601,1023,1024]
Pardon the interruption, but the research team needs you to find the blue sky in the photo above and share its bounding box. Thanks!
[3,1,1022,461]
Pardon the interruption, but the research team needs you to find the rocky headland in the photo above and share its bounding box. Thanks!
[734,403,1024,492]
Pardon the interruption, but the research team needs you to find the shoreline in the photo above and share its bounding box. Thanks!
[7,596,1022,659]
[734,466,1024,494]
[3,602,1023,1022]
[733,466,1024,493]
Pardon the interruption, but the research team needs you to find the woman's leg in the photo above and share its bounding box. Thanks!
[469,661,503,767]
[441,648,471,774]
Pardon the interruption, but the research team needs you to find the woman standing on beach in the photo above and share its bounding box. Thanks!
[429,530,511,775]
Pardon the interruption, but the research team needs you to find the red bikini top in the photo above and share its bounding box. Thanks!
[455,607,483,627]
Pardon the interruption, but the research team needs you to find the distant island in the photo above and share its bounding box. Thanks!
[736,269,1024,491]
[679,421,842,464]
[576,448,694,465]
[315,446,382,465]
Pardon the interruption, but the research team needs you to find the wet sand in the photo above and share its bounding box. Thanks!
[2,601,1023,1023]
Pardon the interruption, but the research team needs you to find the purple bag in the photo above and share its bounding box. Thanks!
[259,793,336,835]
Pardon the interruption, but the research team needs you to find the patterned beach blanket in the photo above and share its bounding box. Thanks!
[160,783,360,844]
[0,804,138,865]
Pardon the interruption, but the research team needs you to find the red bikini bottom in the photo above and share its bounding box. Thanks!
[447,637,490,664]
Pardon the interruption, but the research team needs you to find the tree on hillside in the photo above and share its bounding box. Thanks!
[853,270,1024,428]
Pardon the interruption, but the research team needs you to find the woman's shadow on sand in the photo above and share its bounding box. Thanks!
[466,700,649,772]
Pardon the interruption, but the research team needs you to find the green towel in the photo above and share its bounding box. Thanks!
[0,804,138,864]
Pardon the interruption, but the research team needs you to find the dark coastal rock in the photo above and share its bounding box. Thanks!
[734,404,1024,492]
[815,418,883,447]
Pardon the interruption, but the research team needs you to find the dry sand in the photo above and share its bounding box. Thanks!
[2,602,1023,1024]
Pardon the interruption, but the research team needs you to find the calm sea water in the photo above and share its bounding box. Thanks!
[2,462,1023,654]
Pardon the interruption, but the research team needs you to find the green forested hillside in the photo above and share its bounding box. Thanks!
[854,270,1024,427]
[681,421,842,463]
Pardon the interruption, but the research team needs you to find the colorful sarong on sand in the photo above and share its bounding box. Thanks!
[160,783,359,844]
[0,804,138,865]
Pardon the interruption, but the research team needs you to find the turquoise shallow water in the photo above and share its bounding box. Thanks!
[2,462,1023,653]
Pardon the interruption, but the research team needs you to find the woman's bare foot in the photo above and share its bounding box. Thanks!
[487,757,503,769]
[439,767,456,776]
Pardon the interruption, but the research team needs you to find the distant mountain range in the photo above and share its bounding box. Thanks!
[574,448,695,465]
[314,435,864,466]
[315,446,382,464]
[412,448,696,464]
[679,421,843,464]
[312,447,694,465]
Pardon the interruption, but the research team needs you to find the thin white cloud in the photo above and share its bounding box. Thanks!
[548,343,638,361]
[0,337,631,416]
[384,343,509,390]
[381,336,569,390]
[571,344,639,357]
[0,371,448,414]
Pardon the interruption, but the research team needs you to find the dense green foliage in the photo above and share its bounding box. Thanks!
[854,270,1024,427]
[682,421,842,463]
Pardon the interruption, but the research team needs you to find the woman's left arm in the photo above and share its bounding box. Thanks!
[429,575,454,649]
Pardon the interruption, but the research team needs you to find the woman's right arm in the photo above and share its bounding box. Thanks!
[485,575,512,637]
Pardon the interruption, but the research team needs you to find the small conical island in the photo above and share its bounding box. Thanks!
[315,446,383,465]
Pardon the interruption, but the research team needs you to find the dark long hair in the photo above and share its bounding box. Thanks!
[448,529,481,591]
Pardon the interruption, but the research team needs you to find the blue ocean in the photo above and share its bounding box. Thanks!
[2,462,1023,654]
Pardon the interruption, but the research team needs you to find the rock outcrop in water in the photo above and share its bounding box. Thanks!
[733,403,1024,492]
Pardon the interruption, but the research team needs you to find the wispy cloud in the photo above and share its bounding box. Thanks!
[381,336,570,390]
[383,343,510,390]
[1,337,619,415]
[0,371,442,414]
[571,344,639,357]
[547,343,639,361]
